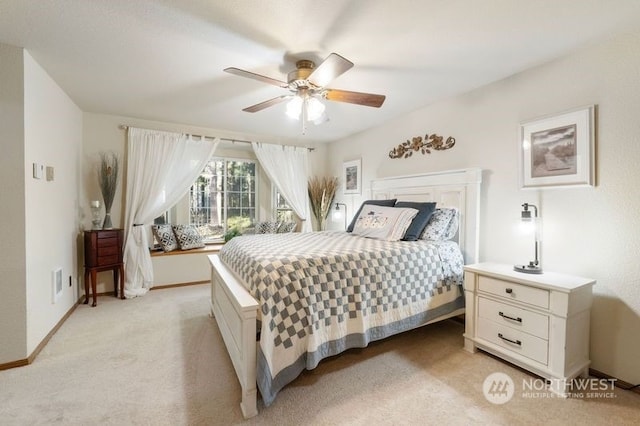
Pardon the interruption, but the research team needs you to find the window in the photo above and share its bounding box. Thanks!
[190,158,257,241]
[274,189,294,222]
[153,211,170,225]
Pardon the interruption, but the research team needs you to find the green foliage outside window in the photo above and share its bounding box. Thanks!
[190,158,256,240]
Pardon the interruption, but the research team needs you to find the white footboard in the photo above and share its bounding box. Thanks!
[208,255,259,418]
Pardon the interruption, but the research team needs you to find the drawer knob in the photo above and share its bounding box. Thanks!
[499,311,522,323]
[498,333,522,346]
[505,288,513,294]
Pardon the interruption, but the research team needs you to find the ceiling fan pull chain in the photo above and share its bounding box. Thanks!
[301,98,308,135]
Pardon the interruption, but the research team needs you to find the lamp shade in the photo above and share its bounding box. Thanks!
[334,202,347,230]
[514,202,542,274]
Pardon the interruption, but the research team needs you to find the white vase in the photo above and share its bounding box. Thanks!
[90,200,102,230]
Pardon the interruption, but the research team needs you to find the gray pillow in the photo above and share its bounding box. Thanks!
[394,201,437,241]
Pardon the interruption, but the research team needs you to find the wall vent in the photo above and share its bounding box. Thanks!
[52,268,63,303]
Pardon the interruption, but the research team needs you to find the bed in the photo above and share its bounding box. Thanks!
[208,168,482,418]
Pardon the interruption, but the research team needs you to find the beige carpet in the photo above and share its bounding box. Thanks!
[0,284,638,425]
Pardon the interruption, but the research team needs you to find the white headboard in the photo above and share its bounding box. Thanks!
[371,168,482,264]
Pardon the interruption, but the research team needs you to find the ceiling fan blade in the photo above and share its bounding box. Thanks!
[307,53,354,87]
[242,95,292,113]
[224,67,289,88]
[324,89,386,108]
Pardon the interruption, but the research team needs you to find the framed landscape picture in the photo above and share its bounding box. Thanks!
[343,159,361,195]
[519,105,595,189]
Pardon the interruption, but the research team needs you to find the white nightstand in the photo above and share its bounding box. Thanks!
[463,263,595,396]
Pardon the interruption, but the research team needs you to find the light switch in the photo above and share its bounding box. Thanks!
[46,166,54,181]
[32,163,43,179]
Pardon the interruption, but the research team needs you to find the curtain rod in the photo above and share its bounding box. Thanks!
[118,125,314,151]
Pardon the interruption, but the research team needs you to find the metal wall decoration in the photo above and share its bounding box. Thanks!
[389,133,456,159]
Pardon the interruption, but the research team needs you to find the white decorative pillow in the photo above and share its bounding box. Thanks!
[277,221,297,233]
[152,224,178,252]
[347,199,397,232]
[420,208,459,241]
[352,204,418,241]
[172,224,205,250]
[255,221,280,234]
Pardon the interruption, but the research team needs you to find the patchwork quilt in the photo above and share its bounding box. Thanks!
[218,231,465,405]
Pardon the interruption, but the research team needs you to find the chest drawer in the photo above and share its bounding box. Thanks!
[97,237,118,248]
[477,317,548,365]
[97,244,119,256]
[478,276,549,309]
[97,230,120,240]
[97,255,119,266]
[84,229,123,268]
[478,297,549,339]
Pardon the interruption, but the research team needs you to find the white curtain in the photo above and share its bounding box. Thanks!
[252,142,312,232]
[123,127,219,298]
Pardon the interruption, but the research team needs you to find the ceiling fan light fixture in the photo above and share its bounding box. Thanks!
[286,95,326,122]
[306,96,325,122]
[286,96,303,119]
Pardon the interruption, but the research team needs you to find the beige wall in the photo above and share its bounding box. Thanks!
[0,43,27,363]
[327,30,640,383]
[23,51,83,353]
[151,253,211,287]
[0,45,83,364]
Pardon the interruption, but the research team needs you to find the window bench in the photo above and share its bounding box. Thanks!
[150,243,224,287]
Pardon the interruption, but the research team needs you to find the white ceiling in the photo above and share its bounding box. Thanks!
[2,0,640,143]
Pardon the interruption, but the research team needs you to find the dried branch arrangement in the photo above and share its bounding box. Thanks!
[389,133,456,159]
[308,176,339,230]
[98,151,120,214]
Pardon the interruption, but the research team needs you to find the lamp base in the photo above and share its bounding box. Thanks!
[514,264,543,274]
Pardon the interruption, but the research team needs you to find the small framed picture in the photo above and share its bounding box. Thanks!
[519,105,595,189]
[343,159,361,195]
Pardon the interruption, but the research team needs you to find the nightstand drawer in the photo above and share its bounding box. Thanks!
[478,276,549,309]
[477,317,548,365]
[478,297,549,339]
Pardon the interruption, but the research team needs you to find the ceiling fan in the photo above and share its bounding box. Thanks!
[224,53,386,126]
